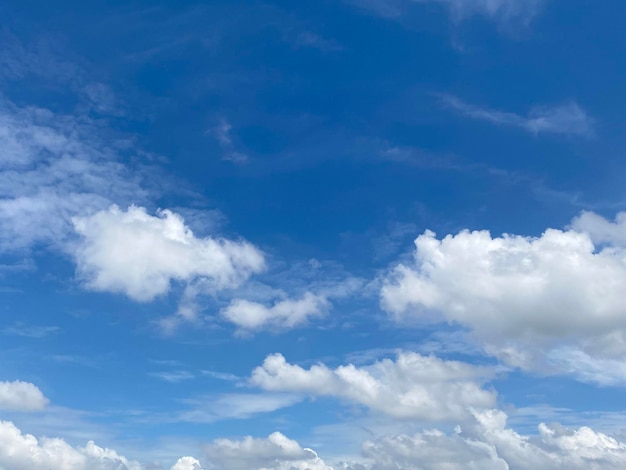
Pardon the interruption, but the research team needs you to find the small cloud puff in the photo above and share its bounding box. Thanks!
[72,205,264,303]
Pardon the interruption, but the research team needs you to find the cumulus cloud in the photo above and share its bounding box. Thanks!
[340,409,626,470]
[171,456,202,470]
[72,205,265,302]
[380,211,626,383]
[221,292,329,332]
[0,380,48,411]
[204,432,332,470]
[441,95,593,137]
[0,419,205,470]
[571,210,626,247]
[251,352,495,421]
[0,420,143,470]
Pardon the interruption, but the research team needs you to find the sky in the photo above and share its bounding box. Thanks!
[2,0,626,468]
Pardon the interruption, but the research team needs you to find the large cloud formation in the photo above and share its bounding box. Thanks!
[380,211,626,384]
[340,408,626,470]
[0,420,143,470]
[73,205,265,302]
[251,352,496,421]
[4,412,626,470]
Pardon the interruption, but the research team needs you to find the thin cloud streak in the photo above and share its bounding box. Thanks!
[440,94,594,137]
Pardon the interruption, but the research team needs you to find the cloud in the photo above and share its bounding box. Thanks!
[179,393,302,423]
[294,32,342,52]
[341,408,626,470]
[1,323,60,338]
[0,420,143,470]
[171,456,202,470]
[0,380,48,411]
[203,432,332,470]
[440,95,593,137]
[4,410,626,470]
[431,0,544,23]
[571,211,626,246]
[348,0,544,24]
[210,118,249,164]
[0,98,149,252]
[221,292,329,332]
[149,371,195,383]
[251,352,496,421]
[81,83,126,116]
[380,211,626,384]
[72,205,265,303]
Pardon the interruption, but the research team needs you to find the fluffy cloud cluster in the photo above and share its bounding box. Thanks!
[251,352,495,421]
[204,432,331,470]
[0,380,48,411]
[73,205,265,302]
[5,411,626,470]
[0,420,143,470]
[340,409,626,470]
[380,211,626,384]
[0,420,205,470]
[221,292,329,332]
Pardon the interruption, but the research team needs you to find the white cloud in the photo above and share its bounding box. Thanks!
[380,211,626,383]
[221,292,329,332]
[0,380,48,411]
[204,432,332,470]
[251,352,495,421]
[72,205,265,303]
[171,456,202,470]
[0,420,143,470]
[340,409,626,470]
[571,210,626,247]
[441,95,593,137]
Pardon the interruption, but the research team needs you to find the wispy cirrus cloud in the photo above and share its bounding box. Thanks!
[1,323,61,338]
[440,94,594,137]
[209,119,249,164]
[149,371,195,383]
[178,393,302,423]
[0,97,151,252]
[348,0,545,25]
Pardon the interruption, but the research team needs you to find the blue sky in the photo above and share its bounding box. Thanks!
[2,0,626,468]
